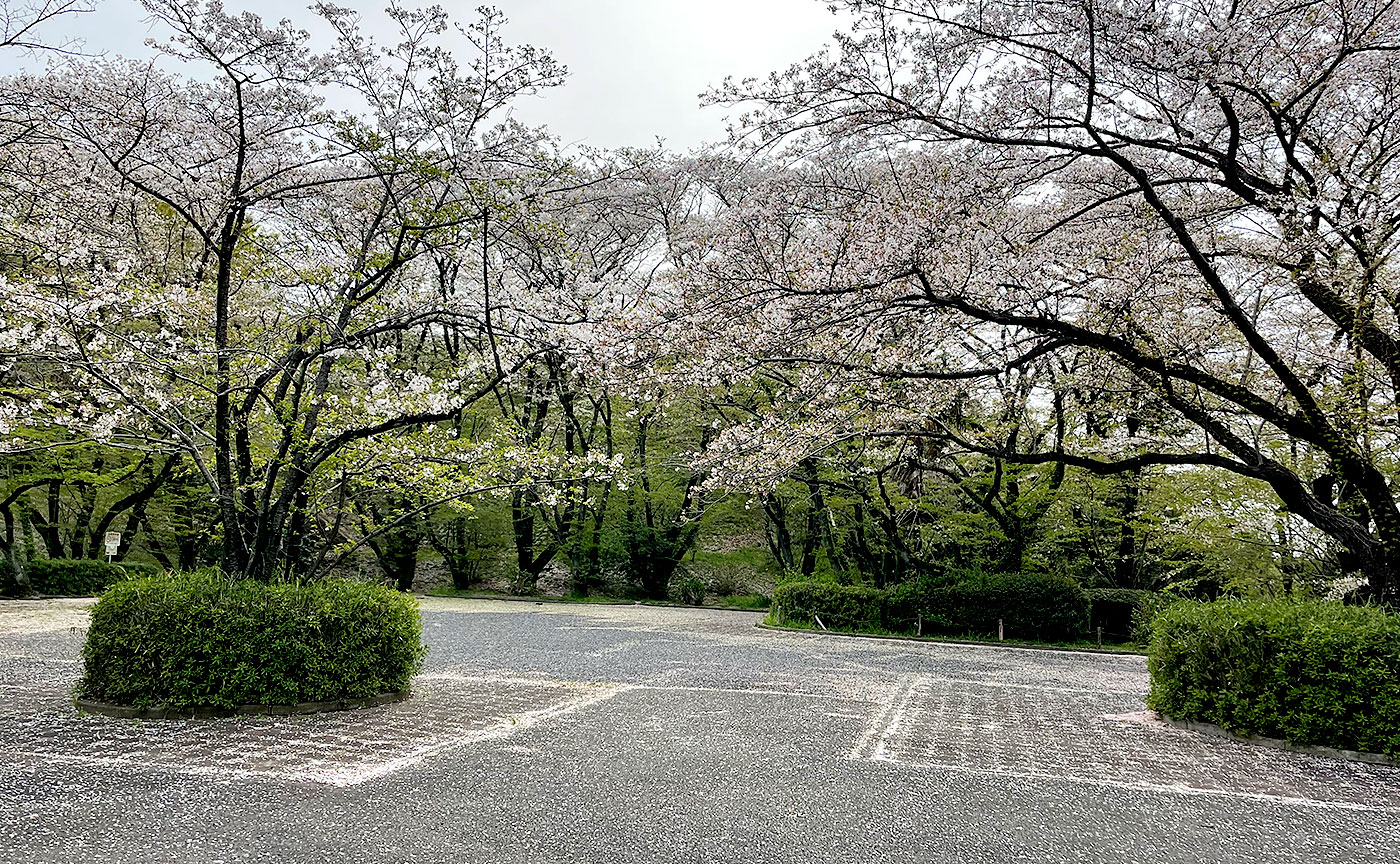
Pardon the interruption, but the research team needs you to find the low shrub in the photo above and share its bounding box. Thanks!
[1130,591,1178,644]
[692,561,755,598]
[504,565,537,596]
[898,572,1090,642]
[715,592,770,610]
[1088,588,1156,641]
[29,558,160,596]
[884,574,945,630]
[675,573,707,606]
[79,571,426,711]
[1147,599,1400,757]
[773,581,885,630]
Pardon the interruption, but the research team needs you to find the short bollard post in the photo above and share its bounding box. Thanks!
[916,614,922,637]
[1097,626,1103,648]
[998,619,1004,641]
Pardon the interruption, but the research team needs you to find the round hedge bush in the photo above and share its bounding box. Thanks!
[78,572,426,712]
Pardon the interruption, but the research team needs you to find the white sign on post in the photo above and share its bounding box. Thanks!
[104,532,121,560]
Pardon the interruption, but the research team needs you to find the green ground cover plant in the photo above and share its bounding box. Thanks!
[1147,598,1400,757]
[79,571,426,711]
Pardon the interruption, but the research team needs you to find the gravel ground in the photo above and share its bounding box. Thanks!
[2,596,1398,863]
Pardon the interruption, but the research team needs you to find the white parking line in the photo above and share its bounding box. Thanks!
[864,755,1400,814]
[849,675,923,761]
[329,684,634,786]
[845,676,1400,813]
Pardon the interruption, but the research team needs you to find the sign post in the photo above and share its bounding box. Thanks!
[104,532,121,563]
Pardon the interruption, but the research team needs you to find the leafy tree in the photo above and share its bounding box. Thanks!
[676,0,1400,598]
[0,2,571,580]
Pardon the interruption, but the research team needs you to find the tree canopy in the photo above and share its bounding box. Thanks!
[3,0,1397,603]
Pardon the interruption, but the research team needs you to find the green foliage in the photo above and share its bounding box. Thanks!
[1147,599,1400,757]
[687,551,772,598]
[0,554,19,597]
[773,581,885,630]
[426,512,501,590]
[775,570,1091,641]
[675,573,707,606]
[1129,591,1178,644]
[29,558,160,596]
[504,565,537,596]
[1088,588,1156,640]
[700,564,745,598]
[894,572,1091,641]
[78,572,427,711]
[619,518,696,600]
[884,573,948,630]
[713,593,770,609]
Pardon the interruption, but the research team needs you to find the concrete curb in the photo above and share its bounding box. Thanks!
[1156,714,1400,767]
[754,621,1145,657]
[73,689,410,720]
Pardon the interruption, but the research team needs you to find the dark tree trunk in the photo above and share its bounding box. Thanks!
[761,493,794,575]
[1113,469,1143,588]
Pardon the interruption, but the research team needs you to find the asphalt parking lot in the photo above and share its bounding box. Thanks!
[2,596,1398,863]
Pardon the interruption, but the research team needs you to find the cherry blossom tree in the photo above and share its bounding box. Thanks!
[0,0,101,589]
[0,1,576,580]
[0,0,93,53]
[642,0,1400,597]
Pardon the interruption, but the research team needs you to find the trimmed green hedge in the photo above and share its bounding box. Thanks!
[773,581,885,630]
[775,573,1090,642]
[885,574,942,631]
[1088,588,1155,640]
[1147,599,1400,757]
[79,572,426,711]
[29,558,160,596]
[896,572,1090,642]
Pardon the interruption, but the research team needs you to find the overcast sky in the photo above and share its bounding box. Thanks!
[10,0,844,150]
